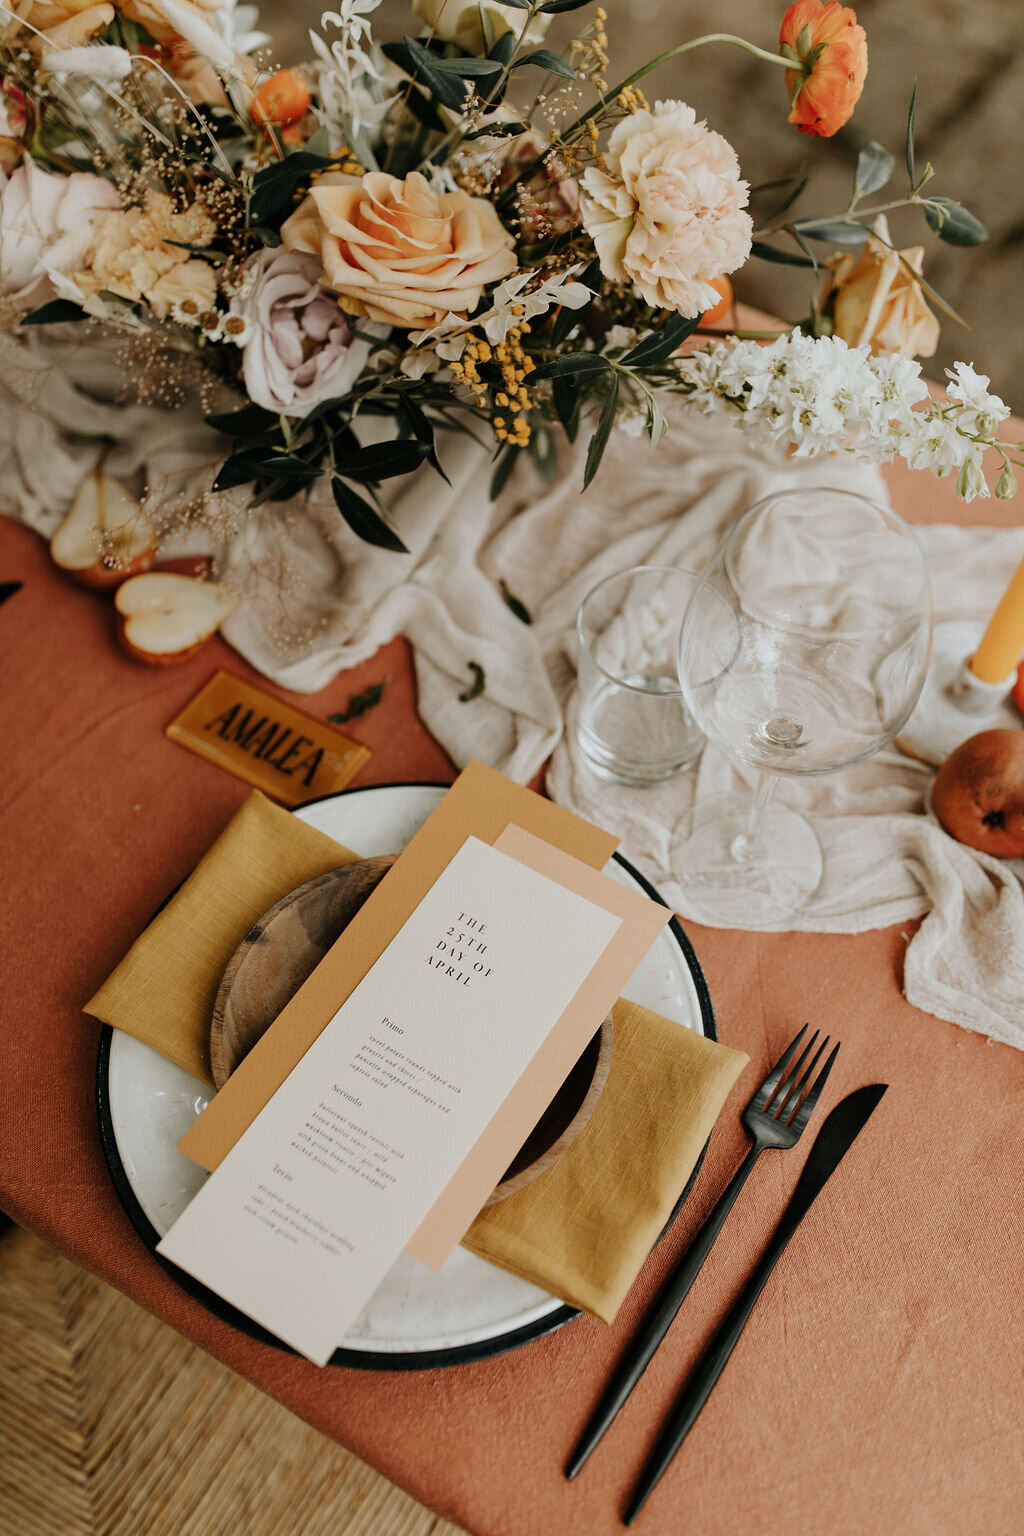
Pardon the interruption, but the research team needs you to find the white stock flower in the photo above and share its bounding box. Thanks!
[580,101,751,317]
[955,453,989,501]
[902,414,973,477]
[944,362,1011,438]
[676,330,1014,500]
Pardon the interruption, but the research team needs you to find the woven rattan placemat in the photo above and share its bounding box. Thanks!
[0,1226,462,1536]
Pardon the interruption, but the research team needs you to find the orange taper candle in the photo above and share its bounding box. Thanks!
[970,553,1024,684]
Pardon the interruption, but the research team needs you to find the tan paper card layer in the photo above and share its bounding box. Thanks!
[404,825,672,1270]
[166,670,371,805]
[178,761,619,1176]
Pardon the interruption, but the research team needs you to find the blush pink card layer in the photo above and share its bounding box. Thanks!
[404,824,672,1271]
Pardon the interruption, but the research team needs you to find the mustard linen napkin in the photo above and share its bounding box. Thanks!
[87,795,748,1323]
[85,791,357,1085]
[465,999,747,1322]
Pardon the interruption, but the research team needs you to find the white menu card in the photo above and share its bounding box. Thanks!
[157,836,622,1362]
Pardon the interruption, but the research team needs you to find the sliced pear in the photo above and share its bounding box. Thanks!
[115,572,239,666]
[50,469,156,589]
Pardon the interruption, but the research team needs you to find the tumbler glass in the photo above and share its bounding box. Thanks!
[576,565,705,786]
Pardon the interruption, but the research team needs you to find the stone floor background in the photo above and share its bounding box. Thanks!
[262,0,1023,411]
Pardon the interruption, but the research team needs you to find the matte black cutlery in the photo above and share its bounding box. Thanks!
[566,1025,839,1481]
[623,1082,888,1523]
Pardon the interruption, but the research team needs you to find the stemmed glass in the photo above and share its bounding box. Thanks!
[672,486,932,928]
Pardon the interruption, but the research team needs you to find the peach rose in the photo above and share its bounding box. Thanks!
[780,0,867,138]
[823,215,938,359]
[580,101,751,317]
[281,170,516,330]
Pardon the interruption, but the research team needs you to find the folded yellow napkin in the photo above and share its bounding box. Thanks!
[86,793,748,1322]
[464,998,746,1321]
[85,792,358,1084]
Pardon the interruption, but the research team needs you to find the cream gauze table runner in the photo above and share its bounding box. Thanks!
[4,336,1023,1048]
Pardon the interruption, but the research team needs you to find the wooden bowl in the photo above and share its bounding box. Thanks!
[210,857,613,1206]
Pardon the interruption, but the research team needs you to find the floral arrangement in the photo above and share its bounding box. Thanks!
[0,0,1019,559]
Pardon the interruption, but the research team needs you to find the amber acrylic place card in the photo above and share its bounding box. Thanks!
[166,670,371,805]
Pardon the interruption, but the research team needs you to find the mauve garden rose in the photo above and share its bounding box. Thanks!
[238,248,375,417]
[580,101,751,318]
[0,159,120,302]
[281,169,516,330]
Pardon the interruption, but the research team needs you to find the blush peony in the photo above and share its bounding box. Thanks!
[237,248,375,416]
[0,160,120,301]
[280,169,516,330]
[779,0,867,138]
[579,101,751,317]
[823,215,938,359]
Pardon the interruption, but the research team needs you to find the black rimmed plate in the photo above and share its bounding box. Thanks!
[96,782,715,1370]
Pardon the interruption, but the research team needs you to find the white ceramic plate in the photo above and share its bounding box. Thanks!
[98,783,715,1369]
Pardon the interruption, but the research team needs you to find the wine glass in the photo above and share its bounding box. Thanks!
[672,486,932,927]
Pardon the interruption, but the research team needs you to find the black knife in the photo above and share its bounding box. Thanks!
[623,1083,888,1525]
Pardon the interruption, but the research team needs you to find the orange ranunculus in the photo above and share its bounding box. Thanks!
[252,69,312,128]
[779,0,867,138]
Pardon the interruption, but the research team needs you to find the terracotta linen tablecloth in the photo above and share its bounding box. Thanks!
[1,455,1023,1536]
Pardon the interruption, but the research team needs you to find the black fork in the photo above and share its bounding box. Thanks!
[565,1025,839,1479]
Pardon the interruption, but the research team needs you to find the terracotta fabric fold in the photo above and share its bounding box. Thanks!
[465,999,747,1321]
[84,792,357,1085]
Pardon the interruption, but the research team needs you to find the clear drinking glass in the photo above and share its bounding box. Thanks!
[672,487,932,927]
[576,566,705,786]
